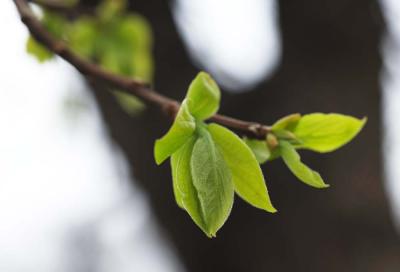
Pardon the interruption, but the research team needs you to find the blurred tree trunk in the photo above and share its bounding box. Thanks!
[90,0,400,271]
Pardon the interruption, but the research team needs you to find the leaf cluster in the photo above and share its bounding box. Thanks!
[155,72,366,237]
[27,0,153,114]
[155,72,273,236]
[245,113,366,188]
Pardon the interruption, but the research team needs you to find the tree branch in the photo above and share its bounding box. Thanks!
[13,0,271,138]
[27,0,94,18]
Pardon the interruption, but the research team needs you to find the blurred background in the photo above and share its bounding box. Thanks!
[1,0,400,271]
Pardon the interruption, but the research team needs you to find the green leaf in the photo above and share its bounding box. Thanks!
[171,136,208,232]
[279,140,329,188]
[121,14,153,81]
[68,17,98,58]
[154,100,196,164]
[113,90,145,116]
[190,126,234,237]
[26,36,54,62]
[208,123,276,213]
[97,0,127,21]
[41,11,68,39]
[243,138,270,164]
[272,113,301,131]
[186,72,221,120]
[292,113,367,152]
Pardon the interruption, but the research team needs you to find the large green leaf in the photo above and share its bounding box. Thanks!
[190,126,234,237]
[292,113,366,153]
[186,72,220,120]
[154,100,195,164]
[280,140,328,188]
[171,136,208,233]
[208,123,276,213]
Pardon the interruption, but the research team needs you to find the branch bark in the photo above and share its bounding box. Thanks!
[13,0,271,138]
[27,0,94,18]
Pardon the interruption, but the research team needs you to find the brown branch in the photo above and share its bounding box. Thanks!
[13,0,271,138]
[27,0,94,18]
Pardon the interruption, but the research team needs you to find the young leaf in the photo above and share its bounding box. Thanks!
[243,138,270,164]
[113,90,145,116]
[186,72,221,120]
[272,113,301,131]
[68,17,98,59]
[208,123,276,213]
[190,126,234,237]
[26,36,54,62]
[279,140,329,188]
[292,113,366,153]
[154,100,195,164]
[171,137,208,233]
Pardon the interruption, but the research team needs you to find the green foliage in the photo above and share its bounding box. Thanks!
[244,113,365,189]
[155,72,366,236]
[171,137,206,229]
[271,113,301,131]
[186,72,221,120]
[291,113,367,153]
[26,0,153,114]
[155,72,276,236]
[154,100,196,165]
[26,36,54,62]
[243,138,270,164]
[279,140,328,188]
[113,91,145,116]
[208,124,276,212]
[190,125,234,237]
[26,0,367,235]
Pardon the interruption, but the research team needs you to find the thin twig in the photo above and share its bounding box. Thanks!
[27,0,93,18]
[13,0,271,138]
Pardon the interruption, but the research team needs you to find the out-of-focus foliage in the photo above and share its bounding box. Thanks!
[27,0,153,115]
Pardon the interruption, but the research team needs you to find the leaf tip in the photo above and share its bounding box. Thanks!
[317,183,330,189]
[360,116,368,127]
[154,140,166,165]
[266,206,278,213]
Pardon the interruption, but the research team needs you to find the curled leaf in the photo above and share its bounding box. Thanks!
[154,100,195,164]
[186,72,221,120]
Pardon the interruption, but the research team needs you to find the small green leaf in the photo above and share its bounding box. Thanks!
[186,72,221,120]
[114,90,145,116]
[26,36,54,62]
[292,113,366,152]
[280,140,329,188]
[68,17,98,58]
[191,125,234,237]
[272,113,301,131]
[243,138,270,164]
[154,100,196,164]
[208,123,276,213]
[171,136,208,232]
